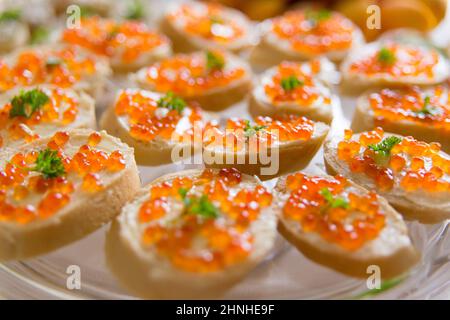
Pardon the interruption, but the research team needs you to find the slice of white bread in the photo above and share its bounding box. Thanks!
[249,10,365,69]
[275,172,420,279]
[324,131,450,224]
[132,51,252,111]
[0,129,140,261]
[100,88,214,165]
[0,85,96,148]
[203,116,329,179]
[105,168,279,299]
[352,87,450,153]
[0,44,112,100]
[340,42,450,92]
[159,1,255,54]
[249,58,339,124]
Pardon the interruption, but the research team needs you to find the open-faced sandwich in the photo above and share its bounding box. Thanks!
[341,42,450,91]
[60,16,171,72]
[0,86,95,148]
[105,168,278,299]
[250,8,364,68]
[160,1,255,53]
[203,115,329,179]
[0,45,111,100]
[275,172,419,279]
[100,88,215,165]
[352,86,450,153]
[324,128,450,224]
[133,50,252,110]
[0,129,140,261]
[249,58,339,124]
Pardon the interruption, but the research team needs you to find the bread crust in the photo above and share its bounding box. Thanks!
[0,130,141,261]
[351,91,450,153]
[275,174,419,279]
[105,169,279,299]
[323,133,450,224]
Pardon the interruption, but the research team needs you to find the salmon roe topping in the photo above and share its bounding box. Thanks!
[264,60,332,106]
[349,44,440,78]
[143,52,246,97]
[271,10,355,55]
[0,132,126,224]
[0,47,98,92]
[114,89,212,142]
[167,2,245,44]
[0,88,81,145]
[337,128,450,192]
[367,86,450,133]
[204,115,315,151]
[139,168,272,273]
[62,16,169,63]
[283,173,385,251]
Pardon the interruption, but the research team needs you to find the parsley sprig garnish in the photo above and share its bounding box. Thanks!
[9,89,49,119]
[178,188,219,219]
[206,51,225,71]
[125,0,145,20]
[157,92,187,114]
[0,9,21,23]
[281,76,304,91]
[368,136,402,158]
[377,47,396,65]
[31,149,66,179]
[30,26,49,45]
[243,120,267,137]
[416,96,442,116]
[305,9,331,26]
[320,188,349,211]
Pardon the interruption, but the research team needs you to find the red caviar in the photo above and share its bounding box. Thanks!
[0,131,126,224]
[337,128,450,192]
[349,44,439,78]
[139,168,272,273]
[0,47,98,92]
[367,86,450,133]
[283,173,385,250]
[167,2,245,44]
[62,16,169,63]
[143,52,246,97]
[271,10,355,55]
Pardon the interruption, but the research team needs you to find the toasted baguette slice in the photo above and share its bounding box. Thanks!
[351,86,450,153]
[0,85,96,148]
[249,9,364,69]
[105,168,279,299]
[59,16,172,72]
[324,129,450,224]
[0,20,29,54]
[203,116,329,179]
[275,172,419,279]
[249,58,339,124]
[0,129,140,261]
[100,89,214,165]
[341,42,450,92]
[132,50,252,111]
[159,1,255,54]
[0,45,111,100]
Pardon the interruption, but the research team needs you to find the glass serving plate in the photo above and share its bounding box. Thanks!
[0,0,449,300]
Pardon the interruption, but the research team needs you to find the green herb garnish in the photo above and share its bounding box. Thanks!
[79,6,97,18]
[377,47,396,65]
[178,188,219,219]
[320,188,349,211]
[353,277,404,299]
[31,149,66,179]
[9,89,49,119]
[206,51,225,71]
[243,120,267,137]
[210,16,224,24]
[281,76,304,91]
[125,0,145,20]
[0,9,21,23]
[416,96,442,116]
[368,136,402,159]
[30,26,49,45]
[305,9,331,26]
[157,92,187,114]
